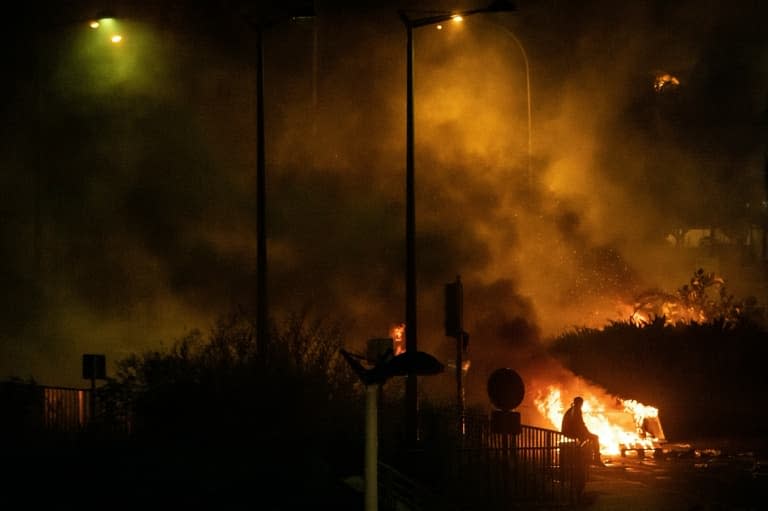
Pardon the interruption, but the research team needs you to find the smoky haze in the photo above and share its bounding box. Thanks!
[1,0,766,388]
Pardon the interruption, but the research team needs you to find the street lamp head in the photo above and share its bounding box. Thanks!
[401,1,515,28]
[246,4,315,28]
[290,1,316,22]
[87,12,123,43]
[92,9,118,21]
[88,10,118,29]
[485,0,517,12]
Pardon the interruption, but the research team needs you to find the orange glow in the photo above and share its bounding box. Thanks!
[78,390,86,428]
[630,310,650,326]
[390,323,405,355]
[654,72,680,92]
[451,15,463,22]
[621,279,726,327]
[534,386,663,456]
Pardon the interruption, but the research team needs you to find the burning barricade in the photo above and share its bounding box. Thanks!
[535,386,665,457]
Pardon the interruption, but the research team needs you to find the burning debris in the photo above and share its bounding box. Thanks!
[534,386,664,456]
[654,71,680,93]
[390,323,405,356]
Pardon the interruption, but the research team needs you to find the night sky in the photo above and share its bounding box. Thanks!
[1,0,766,387]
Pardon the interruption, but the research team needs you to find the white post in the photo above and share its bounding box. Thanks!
[365,383,379,511]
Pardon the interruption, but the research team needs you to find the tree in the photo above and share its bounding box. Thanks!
[632,268,765,328]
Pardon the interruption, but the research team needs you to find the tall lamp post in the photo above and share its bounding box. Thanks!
[254,21,269,359]
[398,0,515,445]
[246,5,314,358]
[499,26,532,188]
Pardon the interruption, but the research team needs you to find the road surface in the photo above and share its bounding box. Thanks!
[580,441,766,510]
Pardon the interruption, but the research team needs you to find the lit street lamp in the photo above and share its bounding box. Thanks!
[88,14,124,43]
[432,18,536,190]
[398,0,516,445]
[442,18,534,188]
[33,11,123,274]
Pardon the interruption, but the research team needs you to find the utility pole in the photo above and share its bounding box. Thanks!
[445,275,466,436]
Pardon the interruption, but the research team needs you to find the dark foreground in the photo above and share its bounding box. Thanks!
[3,436,767,510]
[3,436,361,510]
[578,439,768,511]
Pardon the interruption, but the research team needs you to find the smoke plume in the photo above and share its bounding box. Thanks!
[1,0,766,389]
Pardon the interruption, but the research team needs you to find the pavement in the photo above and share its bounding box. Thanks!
[580,464,698,511]
[571,448,766,511]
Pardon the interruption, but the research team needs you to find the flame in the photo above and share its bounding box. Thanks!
[390,323,405,356]
[534,385,663,456]
[626,297,712,327]
[654,72,680,93]
[630,310,650,326]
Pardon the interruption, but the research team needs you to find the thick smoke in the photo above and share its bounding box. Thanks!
[1,0,766,388]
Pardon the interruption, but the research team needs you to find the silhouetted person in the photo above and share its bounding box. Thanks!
[561,396,605,467]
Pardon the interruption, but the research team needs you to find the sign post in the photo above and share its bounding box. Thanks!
[487,368,525,499]
[82,354,106,427]
[445,276,468,435]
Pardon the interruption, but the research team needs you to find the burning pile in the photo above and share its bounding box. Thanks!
[653,71,680,93]
[390,323,406,356]
[534,386,665,456]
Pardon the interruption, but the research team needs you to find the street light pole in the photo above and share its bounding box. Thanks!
[499,26,532,189]
[403,14,418,448]
[399,0,515,445]
[255,23,268,358]
[247,6,314,359]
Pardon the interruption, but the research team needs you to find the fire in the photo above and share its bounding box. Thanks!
[390,323,405,356]
[654,72,680,93]
[534,386,663,456]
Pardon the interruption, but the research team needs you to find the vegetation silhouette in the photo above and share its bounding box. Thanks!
[549,269,768,441]
[97,307,366,507]
[9,268,767,506]
[630,268,766,327]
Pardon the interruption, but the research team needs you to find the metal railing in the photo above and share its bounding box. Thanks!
[1,380,131,438]
[5,380,586,508]
[379,410,588,510]
[41,386,91,432]
[454,416,587,508]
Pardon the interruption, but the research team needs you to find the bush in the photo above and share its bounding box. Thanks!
[549,316,768,439]
[98,308,366,498]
